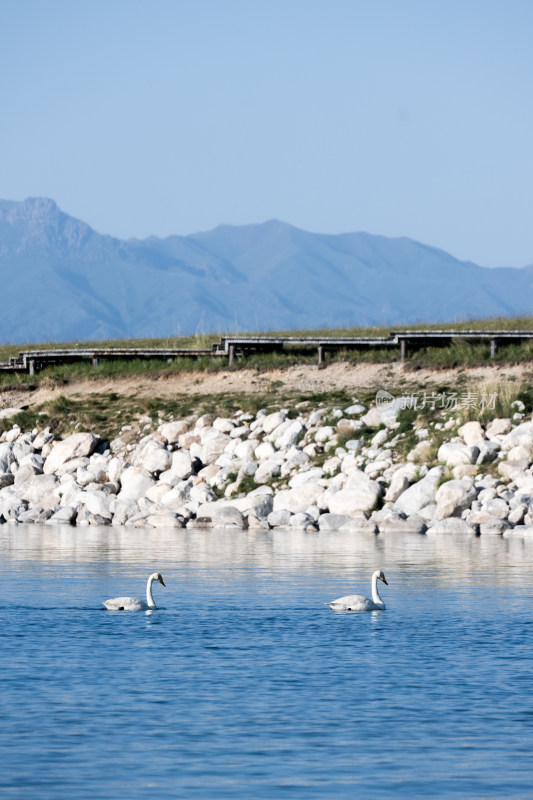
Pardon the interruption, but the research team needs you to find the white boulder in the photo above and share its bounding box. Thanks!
[43,433,99,475]
[385,472,410,503]
[426,518,476,534]
[273,482,325,514]
[199,430,231,465]
[437,442,479,467]
[394,466,445,516]
[485,418,512,440]
[435,479,477,519]
[327,480,381,515]
[0,443,16,473]
[261,411,287,434]
[274,420,306,449]
[254,460,281,484]
[131,439,172,474]
[458,421,485,445]
[117,466,156,500]
[158,420,189,443]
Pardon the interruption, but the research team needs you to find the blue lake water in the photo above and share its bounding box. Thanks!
[1,525,533,799]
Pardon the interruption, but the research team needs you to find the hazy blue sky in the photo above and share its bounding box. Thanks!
[1,0,532,266]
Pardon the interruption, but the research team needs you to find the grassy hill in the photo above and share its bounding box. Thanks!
[1,316,533,385]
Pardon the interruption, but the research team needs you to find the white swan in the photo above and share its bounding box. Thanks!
[103,572,166,611]
[327,570,388,612]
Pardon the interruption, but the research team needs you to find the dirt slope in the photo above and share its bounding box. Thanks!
[1,361,531,411]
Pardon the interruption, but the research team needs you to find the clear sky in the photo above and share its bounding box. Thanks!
[1,0,532,267]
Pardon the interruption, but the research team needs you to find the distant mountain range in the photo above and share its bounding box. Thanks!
[1,197,532,344]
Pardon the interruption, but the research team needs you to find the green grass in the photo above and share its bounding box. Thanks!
[0,387,356,441]
[0,355,227,388]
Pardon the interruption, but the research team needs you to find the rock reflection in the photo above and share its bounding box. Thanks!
[1,523,533,588]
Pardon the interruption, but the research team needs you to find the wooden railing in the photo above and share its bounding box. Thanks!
[1,330,532,373]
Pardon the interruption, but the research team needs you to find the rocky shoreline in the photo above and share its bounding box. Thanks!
[1,399,533,538]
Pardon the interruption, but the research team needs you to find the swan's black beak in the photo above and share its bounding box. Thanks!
[381,575,388,585]
[159,577,166,587]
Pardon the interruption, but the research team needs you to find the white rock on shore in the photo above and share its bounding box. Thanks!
[0,404,532,538]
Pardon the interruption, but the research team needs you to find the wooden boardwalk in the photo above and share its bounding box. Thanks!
[1,330,532,374]
[215,330,533,364]
[0,347,224,374]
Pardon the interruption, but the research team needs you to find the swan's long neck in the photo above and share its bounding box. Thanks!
[146,575,157,608]
[371,572,383,604]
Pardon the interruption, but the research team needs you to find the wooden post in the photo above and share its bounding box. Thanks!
[92,356,99,368]
[400,339,407,361]
[28,359,35,375]
[318,345,325,366]
[490,338,497,358]
[228,344,235,366]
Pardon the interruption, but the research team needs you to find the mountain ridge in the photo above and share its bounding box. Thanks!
[0,197,531,344]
